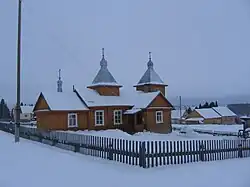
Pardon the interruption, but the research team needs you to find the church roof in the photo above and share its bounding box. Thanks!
[135,52,167,86]
[89,48,122,87]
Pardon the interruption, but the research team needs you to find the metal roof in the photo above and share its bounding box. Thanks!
[135,52,166,86]
[90,48,121,87]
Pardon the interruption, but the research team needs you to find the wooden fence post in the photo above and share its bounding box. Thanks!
[199,143,205,161]
[139,142,146,168]
[74,144,80,152]
[108,139,113,160]
[238,143,243,158]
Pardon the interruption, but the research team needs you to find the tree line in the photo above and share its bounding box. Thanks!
[0,99,11,119]
[185,101,219,115]
[195,101,218,109]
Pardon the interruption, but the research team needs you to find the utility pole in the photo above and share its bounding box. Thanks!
[15,0,22,142]
[179,96,182,124]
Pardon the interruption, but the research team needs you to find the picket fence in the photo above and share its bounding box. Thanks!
[0,123,250,168]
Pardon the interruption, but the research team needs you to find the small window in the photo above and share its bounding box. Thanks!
[156,111,163,124]
[95,110,104,126]
[68,113,78,128]
[113,110,123,125]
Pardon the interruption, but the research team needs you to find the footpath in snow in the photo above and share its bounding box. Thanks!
[0,131,250,187]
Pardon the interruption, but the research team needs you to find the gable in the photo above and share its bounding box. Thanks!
[33,93,50,112]
[147,93,173,108]
[187,110,203,118]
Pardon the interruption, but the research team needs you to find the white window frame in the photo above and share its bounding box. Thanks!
[95,110,104,126]
[67,113,78,128]
[113,110,123,125]
[156,111,163,124]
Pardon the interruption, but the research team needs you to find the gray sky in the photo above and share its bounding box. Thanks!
[1,0,250,106]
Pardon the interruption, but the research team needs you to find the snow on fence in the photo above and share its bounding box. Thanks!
[0,123,250,168]
[172,126,240,137]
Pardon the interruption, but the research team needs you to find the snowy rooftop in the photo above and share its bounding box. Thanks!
[124,108,142,114]
[78,88,161,108]
[39,91,89,111]
[195,108,221,119]
[185,118,204,122]
[212,106,237,117]
[135,52,166,86]
[21,106,34,114]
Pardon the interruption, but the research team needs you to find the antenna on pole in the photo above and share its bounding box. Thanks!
[179,96,182,124]
[58,69,61,80]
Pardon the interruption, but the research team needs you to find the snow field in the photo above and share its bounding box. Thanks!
[1,131,250,187]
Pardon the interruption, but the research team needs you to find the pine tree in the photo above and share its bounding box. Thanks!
[199,104,202,109]
[203,102,209,108]
[209,101,215,108]
[215,101,218,107]
[0,99,10,119]
[187,107,192,114]
[20,102,24,106]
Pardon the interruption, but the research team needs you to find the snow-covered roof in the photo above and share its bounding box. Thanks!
[89,49,120,87]
[185,117,204,121]
[195,108,221,119]
[124,108,141,114]
[212,106,237,117]
[21,106,34,114]
[78,88,161,108]
[240,116,250,120]
[171,109,186,119]
[135,53,166,86]
[39,91,89,111]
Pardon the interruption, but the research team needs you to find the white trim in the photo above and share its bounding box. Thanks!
[95,110,104,126]
[147,107,172,109]
[67,113,78,128]
[155,111,163,124]
[113,110,123,125]
[34,109,50,112]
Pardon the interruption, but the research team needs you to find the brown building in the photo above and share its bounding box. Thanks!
[33,50,173,134]
[185,106,238,125]
[212,106,237,124]
[186,108,221,124]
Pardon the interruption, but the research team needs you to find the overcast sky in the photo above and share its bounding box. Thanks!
[1,0,250,105]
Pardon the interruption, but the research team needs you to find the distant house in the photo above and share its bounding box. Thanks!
[171,109,186,124]
[13,105,34,121]
[212,106,237,124]
[186,108,221,124]
[20,106,34,121]
[33,50,174,134]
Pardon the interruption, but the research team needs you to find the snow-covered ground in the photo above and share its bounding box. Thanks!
[1,131,250,187]
[173,124,244,132]
[62,128,239,141]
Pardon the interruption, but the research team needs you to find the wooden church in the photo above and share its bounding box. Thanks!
[33,49,173,134]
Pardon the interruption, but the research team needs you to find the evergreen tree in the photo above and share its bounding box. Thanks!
[20,102,24,106]
[209,101,215,108]
[215,101,218,107]
[203,102,209,108]
[0,99,10,119]
[199,104,202,109]
[187,107,192,114]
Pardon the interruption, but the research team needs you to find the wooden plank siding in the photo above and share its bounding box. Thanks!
[144,93,172,133]
[34,91,173,133]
